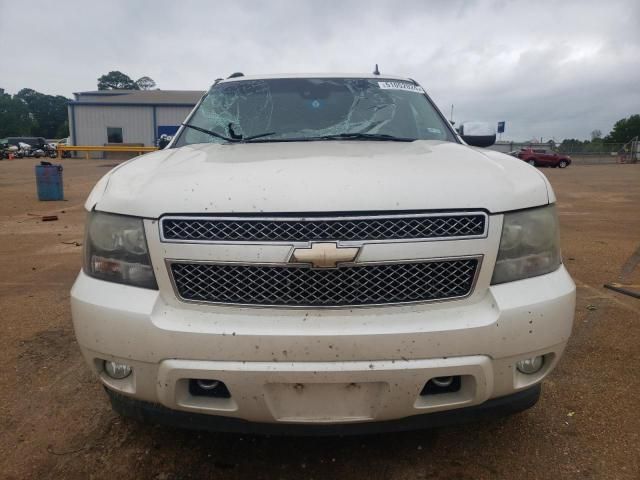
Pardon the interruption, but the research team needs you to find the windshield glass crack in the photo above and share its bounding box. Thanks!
[175,77,454,147]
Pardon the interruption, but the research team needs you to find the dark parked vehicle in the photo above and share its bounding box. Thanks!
[517,148,571,168]
[5,137,59,158]
[6,137,48,149]
[0,139,22,159]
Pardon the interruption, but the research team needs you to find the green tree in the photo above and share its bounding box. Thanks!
[97,71,139,90]
[558,138,587,154]
[604,115,640,143]
[55,120,69,138]
[0,92,33,137]
[136,76,157,90]
[16,88,69,138]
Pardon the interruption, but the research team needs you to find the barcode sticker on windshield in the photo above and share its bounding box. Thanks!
[378,81,425,93]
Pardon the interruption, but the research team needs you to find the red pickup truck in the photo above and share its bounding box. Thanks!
[517,148,571,168]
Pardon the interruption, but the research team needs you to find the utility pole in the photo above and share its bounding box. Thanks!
[450,104,454,124]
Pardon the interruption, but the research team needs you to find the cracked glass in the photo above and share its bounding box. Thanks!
[174,77,456,146]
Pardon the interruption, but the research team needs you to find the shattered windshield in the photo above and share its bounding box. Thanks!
[174,78,456,146]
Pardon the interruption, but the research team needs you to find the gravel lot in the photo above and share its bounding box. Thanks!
[1,158,639,480]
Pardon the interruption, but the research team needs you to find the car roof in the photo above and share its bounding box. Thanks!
[219,72,415,84]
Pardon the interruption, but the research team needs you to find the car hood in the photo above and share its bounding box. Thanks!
[87,140,552,218]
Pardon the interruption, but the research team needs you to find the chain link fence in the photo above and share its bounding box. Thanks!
[491,141,625,155]
[556,143,625,155]
[490,139,638,163]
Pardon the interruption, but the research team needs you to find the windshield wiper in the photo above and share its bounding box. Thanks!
[181,123,235,142]
[242,131,278,142]
[180,125,413,144]
[309,133,416,142]
[182,123,277,143]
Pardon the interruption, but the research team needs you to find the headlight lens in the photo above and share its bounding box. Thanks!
[491,205,561,284]
[83,211,158,289]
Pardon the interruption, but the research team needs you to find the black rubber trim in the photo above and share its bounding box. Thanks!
[105,384,541,436]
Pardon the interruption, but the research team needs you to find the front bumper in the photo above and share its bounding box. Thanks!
[71,266,575,427]
[106,384,541,435]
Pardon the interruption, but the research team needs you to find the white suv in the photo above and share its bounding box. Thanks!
[71,73,575,434]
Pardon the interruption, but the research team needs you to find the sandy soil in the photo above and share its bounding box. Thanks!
[1,158,639,479]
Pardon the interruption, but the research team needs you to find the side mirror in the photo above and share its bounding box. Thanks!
[459,122,496,148]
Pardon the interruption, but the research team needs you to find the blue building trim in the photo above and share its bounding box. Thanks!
[152,106,157,145]
[68,101,197,107]
[70,104,77,145]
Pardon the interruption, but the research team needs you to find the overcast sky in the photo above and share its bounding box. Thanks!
[1,0,638,141]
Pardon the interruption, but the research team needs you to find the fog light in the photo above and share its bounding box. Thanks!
[104,360,132,379]
[516,356,544,374]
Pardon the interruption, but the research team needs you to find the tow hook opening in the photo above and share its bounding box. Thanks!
[189,379,232,398]
[420,376,462,396]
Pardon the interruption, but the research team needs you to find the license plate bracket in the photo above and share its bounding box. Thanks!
[264,382,386,423]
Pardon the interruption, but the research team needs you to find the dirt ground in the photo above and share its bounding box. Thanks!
[1,158,639,480]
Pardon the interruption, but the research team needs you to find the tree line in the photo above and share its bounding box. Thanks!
[1,72,638,144]
[0,71,156,139]
[558,115,640,153]
[0,88,70,138]
[97,71,156,91]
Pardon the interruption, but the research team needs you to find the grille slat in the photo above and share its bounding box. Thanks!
[170,259,479,307]
[162,214,486,243]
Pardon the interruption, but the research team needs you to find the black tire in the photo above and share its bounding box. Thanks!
[558,160,568,168]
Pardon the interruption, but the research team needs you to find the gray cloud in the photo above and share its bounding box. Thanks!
[0,0,638,140]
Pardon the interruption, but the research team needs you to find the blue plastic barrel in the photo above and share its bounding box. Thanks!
[35,162,64,201]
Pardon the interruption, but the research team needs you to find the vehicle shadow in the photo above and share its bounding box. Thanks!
[111,413,518,480]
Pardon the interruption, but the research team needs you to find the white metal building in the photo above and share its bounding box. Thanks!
[67,90,205,149]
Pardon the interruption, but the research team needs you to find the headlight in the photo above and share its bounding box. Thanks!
[491,205,561,284]
[83,211,157,289]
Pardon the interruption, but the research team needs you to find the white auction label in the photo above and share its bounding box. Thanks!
[378,81,425,93]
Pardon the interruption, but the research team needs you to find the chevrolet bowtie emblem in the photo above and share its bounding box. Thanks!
[290,242,360,269]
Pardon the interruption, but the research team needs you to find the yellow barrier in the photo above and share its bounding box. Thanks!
[57,145,158,159]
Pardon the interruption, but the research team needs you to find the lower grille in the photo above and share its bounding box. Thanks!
[170,258,479,307]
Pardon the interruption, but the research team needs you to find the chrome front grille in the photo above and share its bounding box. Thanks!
[169,258,480,307]
[161,212,487,243]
